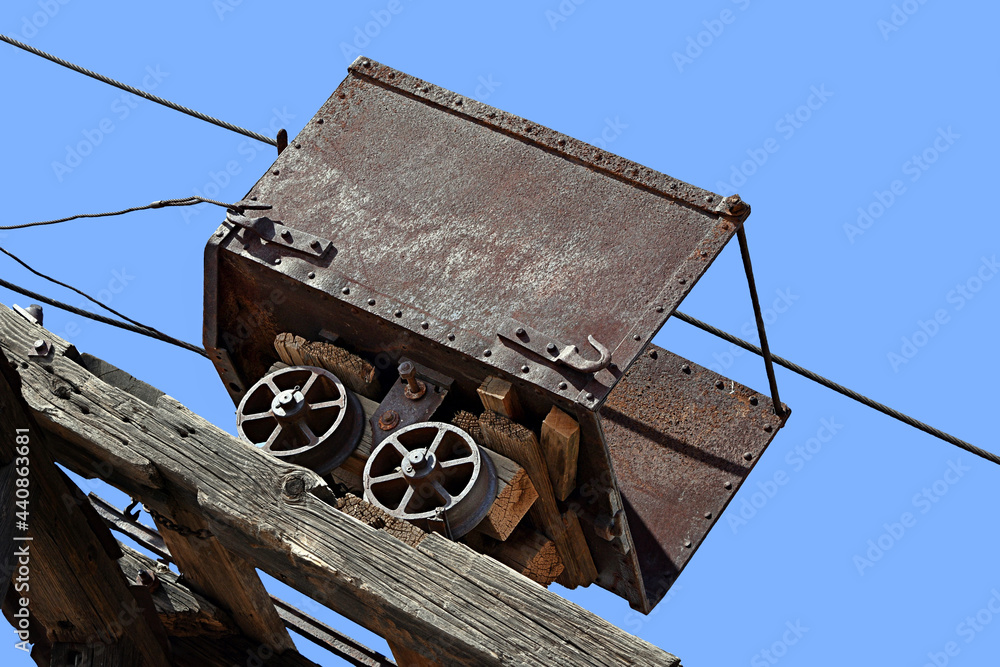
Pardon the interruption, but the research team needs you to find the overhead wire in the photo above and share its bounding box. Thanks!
[0,276,207,358]
[0,33,278,146]
[672,310,1000,467]
[0,195,270,231]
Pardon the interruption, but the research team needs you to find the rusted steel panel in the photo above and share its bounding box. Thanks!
[228,56,748,409]
[600,344,790,609]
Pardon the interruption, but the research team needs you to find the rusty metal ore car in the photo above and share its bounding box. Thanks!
[203,57,789,613]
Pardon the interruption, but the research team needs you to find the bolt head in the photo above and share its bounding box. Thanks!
[515,327,525,336]
[743,452,753,461]
[342,287,351,295]
[546,343,558,354]
[378,410,400,431]
[521,365,530,373]
[558,382,568,390]
[33,340,45,352]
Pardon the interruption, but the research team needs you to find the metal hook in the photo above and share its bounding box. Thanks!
[556,335,612,374]
[124,497,142,522]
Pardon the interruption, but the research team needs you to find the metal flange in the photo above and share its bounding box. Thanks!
[237,365,363,475]
[363,422,497,538]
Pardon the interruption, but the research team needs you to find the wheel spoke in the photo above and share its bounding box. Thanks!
[390,440,411,459]
[300,372,319,396]
[427,429,447,456]
[241,411,273,422]
[261,425,282,452]
[368,470,405,485]
[310,400,344,411]
[431,481,453,505]
[299,422,319,446]
[440,456,476,469]
[396,486,415,512]
[265,379,281,396]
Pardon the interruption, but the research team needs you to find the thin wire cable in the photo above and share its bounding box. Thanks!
[0,247,153,331]
[672,310,1000,467]
[0,33,277,147]
[0,277,207,358]
[0,196,269,231]
[735,226,784,415]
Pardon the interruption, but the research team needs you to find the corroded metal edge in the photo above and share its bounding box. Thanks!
[601,343,790,611]
[347,57,749,220]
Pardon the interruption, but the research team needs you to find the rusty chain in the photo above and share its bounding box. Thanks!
[141,504,213,540]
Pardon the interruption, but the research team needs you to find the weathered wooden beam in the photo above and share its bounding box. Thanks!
[388,640,438,666]
[147,495,297,654]
[490,527,564,587]
[478,411,598,589]
[0,349,172,667]
[116,543,236,638]
[0,460,16,603]
[101,499,397,666]
[540,406,580,502]
[0,305,679,667]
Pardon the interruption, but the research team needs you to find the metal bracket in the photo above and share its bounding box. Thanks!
[226,212,334,258]
[500,321,612,375]
[369,358,452,447]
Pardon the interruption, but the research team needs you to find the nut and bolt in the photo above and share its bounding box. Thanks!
[546,343,558,355]
[378,410,401,431]
[29,339,51,358]
[398,362,426,400]
[135,570,160,591]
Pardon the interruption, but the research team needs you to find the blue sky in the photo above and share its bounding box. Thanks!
[2,2,998,665]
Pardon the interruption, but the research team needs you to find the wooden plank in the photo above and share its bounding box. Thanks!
[148,496,297,654]
[451,410,481,444]
[388,640,439,666]
[274,333,381,399]
[490,527,564,586]
[337,397,537,542]
[478,411,598,588]
[540,406,581,502]
[0,353,171,667]
[476,377,521,420]
[0,461,16,603]
[170,633,324,667]
[50,641,142,666]
[0,305,680,667]
[116,543,236,638]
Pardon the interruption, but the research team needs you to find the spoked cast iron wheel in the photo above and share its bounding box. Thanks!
[363,422,497,538]
[237,365,363,475]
